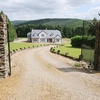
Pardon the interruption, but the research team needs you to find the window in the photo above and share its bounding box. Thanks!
[50,33,54,36]
[56,39,60,42]
[33,33,36,36]
[41,34,45,37]
[40,38,46,42]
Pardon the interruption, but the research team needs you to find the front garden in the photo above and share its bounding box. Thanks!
[10,42,48,51]
[50,43,81,60]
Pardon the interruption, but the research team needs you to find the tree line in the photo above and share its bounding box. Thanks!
[16,24,84,38]
[16,19,96,38]
[0,11,97,42]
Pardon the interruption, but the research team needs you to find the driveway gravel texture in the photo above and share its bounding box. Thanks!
[0,46,100,100]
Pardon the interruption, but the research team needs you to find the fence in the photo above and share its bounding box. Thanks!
[80,20,95,69]
[81,45,94,63]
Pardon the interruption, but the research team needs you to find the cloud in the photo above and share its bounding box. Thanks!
[67,0,100,6]
[0,0,100,20]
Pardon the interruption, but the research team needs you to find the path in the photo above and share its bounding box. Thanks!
[0,46,100,100]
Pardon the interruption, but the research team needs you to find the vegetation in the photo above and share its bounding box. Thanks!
[12,18,83,27]
[11,20,28,26]
[71,35,95,48]
[71,36,82,47]
[0,11,17,42]
[10,42,44,51]
[70,18,96,48]
[54,43,81,58]
[15,18,96,39]
[7,18,17,42]
[13,18,83,38]
[74,63,81,67]
[16,24,83,38]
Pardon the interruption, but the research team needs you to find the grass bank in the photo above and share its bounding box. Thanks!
[10,42,45,51]
[54,43,81,59]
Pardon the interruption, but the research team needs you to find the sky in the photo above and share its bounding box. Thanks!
[0,0,100,21]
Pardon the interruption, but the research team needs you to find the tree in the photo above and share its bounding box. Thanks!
[7,18,17,41]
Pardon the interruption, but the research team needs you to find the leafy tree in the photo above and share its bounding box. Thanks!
[7,18,17,41]
[74,27,83,36]
[0,11,17,42]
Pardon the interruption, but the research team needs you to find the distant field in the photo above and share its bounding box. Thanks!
[54,43,81,58]
[10,42,44,51]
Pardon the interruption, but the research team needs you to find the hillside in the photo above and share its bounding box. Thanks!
[11,20,28,26]
[12,18,83,28]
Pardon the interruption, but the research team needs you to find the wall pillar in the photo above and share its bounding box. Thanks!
[0,13,10,77]
[94,21,100,70]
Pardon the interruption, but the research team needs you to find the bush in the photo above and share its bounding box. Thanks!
[71,35,95,48]
[83,36,95,48]
[57,50,60,54]
[71,36,82,47]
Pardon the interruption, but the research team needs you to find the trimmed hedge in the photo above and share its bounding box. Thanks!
[71,36,82,47]
[71,35,95,48]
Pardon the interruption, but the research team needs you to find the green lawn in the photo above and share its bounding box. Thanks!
[55,43,81,59]
[10,42,44,51]
[10,41,81,59]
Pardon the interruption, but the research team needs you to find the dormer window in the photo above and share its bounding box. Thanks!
[33,33,36,36]
[50,33,54,36]
[41,34,45,37]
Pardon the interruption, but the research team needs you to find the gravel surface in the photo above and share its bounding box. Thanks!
[0,46,100,100]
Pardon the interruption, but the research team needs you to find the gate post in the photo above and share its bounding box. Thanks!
[0,12,11,77]
[94,21,100,70]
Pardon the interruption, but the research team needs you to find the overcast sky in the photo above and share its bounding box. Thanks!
[0,0,100,21]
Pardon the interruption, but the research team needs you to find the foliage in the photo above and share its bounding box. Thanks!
[10,42,43,51]
[14,18,96,40]
[7,18,17,42]
[16,24,83,38]
[71,36,82,47]
[71,35,95,48]
[74,63,81,67]
[14,18,83,38]
[54,43,81,58]
[11,20,28,26]
[13,18,83,27]
[83,36,95,48]
[0,11,17,42]
[0,11,4,15]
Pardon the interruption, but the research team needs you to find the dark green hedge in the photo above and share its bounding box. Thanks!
[71,35,95,48]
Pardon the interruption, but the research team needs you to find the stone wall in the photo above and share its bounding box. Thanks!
[94,21,100,70]
[0,13,10,78]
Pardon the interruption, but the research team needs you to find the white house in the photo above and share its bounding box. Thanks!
[27,29,62,43]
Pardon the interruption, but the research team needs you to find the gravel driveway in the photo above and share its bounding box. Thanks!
[0,46,100,100]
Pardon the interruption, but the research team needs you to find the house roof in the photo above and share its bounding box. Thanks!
[30,29,62,38]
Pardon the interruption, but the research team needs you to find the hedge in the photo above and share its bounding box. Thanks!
[71,35,95,48]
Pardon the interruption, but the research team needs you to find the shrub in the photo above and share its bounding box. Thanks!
[71,36,82,47]
[83,36,95,48]
[75,63,81,67]
[50,47,53,51]
[71,35,95,48]
[57,50,60,54]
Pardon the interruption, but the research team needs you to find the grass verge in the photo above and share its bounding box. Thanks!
[54,43,81,59]
[10,42,45,51]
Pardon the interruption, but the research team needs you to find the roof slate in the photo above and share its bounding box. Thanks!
[30,29,61,38]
